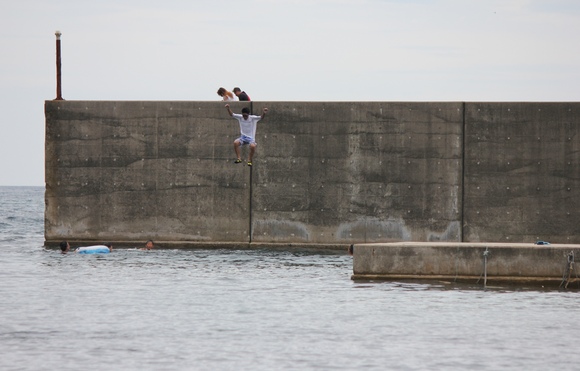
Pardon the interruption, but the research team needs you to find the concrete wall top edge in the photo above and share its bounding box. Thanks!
[356,242,580,249]
[44,100,468,106]
[45,100,580,104]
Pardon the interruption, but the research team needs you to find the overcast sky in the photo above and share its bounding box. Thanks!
[1,0,580,186]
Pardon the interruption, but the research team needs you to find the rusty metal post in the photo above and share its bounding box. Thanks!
[55,30,63,100]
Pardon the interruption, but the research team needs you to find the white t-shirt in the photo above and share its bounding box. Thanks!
[222,93,237,101]
[232,113,262,139]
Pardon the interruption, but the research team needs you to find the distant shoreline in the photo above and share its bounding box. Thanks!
[0,185,44,188]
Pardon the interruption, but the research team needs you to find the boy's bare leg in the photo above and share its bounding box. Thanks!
[248,143,256,163]
[234,140,241,160]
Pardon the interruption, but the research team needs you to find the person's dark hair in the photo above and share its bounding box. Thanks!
[59,241,68,252]
[241,107,250,114]
[217,87,226,96]
[233,87,241,93]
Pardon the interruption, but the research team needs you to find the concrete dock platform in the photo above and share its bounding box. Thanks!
[352,242,580,288]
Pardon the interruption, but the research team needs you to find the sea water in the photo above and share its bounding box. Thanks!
[1,186,579,371]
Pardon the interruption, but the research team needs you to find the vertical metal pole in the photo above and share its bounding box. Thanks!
[55,30,63,100]
[483,247,489,289]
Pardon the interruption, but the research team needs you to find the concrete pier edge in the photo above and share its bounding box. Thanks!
[351,242,580,287]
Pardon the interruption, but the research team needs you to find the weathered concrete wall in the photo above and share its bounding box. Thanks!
[352,242,579,286]
[45,100,580,246]
[45,101,252,243]
[464,103,580,243]
[252,102,463,243]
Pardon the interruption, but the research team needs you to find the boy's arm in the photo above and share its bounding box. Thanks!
[225,104,233,117]
[260,107,268,120]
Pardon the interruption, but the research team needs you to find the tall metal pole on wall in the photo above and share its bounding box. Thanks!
[55,30,63,100]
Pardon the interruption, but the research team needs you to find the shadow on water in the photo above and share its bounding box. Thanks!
[352,278,580,293]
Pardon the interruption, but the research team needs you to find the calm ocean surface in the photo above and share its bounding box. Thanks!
[1,186,579,371]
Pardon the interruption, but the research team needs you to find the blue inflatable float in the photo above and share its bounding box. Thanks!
[76,245,110,254]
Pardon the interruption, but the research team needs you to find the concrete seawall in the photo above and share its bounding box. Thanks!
[351,242,579,288]
[44,101,580,247]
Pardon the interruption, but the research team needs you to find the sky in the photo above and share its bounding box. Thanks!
[1,0,580,186]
